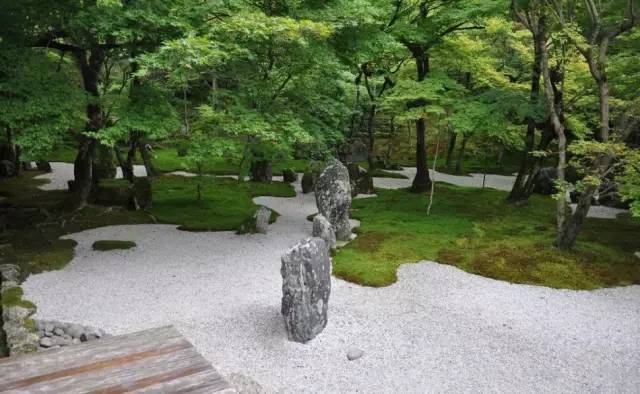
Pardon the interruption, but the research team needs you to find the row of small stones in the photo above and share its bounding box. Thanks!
[35,320,110,350]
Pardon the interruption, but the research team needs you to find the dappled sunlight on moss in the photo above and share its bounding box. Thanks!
[333,185,640,289]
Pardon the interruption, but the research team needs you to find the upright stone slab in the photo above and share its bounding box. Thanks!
[301,172,317,194]
[281,238,331,343]
[312,214,336,252]
[347,163,375,197]
[315,160,352,241]
[254,206,271,234]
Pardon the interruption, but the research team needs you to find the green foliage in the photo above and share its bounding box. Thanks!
[96,84,180,146]
[619,148,640,217]
[0,46,85,159]
[334,185,640,289]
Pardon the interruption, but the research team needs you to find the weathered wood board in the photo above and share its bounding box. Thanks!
[0,325,235,393]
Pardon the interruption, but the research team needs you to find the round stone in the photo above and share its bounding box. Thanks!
[346,347,364,361]
[39,337,54,348]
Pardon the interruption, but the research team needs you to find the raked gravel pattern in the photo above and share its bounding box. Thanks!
[23,164,640,393]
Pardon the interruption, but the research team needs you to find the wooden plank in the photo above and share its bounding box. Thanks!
[13,348,218,393]
[0,326,233,393]
[0,326,185,382]
[135,370,234,393]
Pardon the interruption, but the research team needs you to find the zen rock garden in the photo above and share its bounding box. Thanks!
[2,2,640,391]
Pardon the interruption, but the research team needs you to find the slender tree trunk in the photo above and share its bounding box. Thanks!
[454,134,469,175]
[558,184,596,249]
[71,138,93,209]
[70,47,105,209]
[597,78,610,142]
[366,104,377,169]
[349,72,362,139]
[445,131,457,170]
[386,116,396,161]
[539,18,572,249]
[120,134,137,182]
[138,139,157,177]
[523,127,554,196]
[408,46,432,192]
[14,146,21,176]
[412,116,431,192]
[509,31,544,203]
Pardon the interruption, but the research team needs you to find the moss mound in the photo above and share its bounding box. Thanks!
[92,240,137,251]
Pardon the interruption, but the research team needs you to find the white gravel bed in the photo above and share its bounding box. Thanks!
[22,170,640,393]
[374,167,516,191]
[373,167,628,220]
[35,162,147,191]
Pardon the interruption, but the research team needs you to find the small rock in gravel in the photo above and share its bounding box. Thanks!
[43,322,54,333]
[72,338,81,345]
[53,327,65,336]
[347,347,364,361]
[81,333,97,342]
[67,324,84,339]
[39,337,54,348]
[53,336,71,346]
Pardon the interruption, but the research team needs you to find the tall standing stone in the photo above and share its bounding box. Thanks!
[315,160,352,241]
[281,238,331,343]
[301,172,317,194]
[312,214,336,252]
[254,206,271,234]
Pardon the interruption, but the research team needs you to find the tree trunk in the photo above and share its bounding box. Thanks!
[366,104,377,170]
[509,31,543,203]
[138,139,157,177]
[119,135,138,182]
[523,127,554,196]
[386,116,396,161]
[69,47,105,209]
[557,184,596,249]
[597,78,610,141]
[71,138,93,210]
[454,134,469,175]
[539,18,572,249]
[412,116,431,192]
[408,46,432,192]
[445,131,457,170]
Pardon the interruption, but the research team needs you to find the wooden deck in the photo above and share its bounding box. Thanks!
[0,326,234,393]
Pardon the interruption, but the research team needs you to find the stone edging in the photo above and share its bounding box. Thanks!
[0,264,39,356]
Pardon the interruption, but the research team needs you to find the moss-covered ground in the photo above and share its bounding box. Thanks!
[46,146,310,176]
[333,185,640,290]
[0,173,152,277]
[0,172,294,275]
[92,240,137,251]
[148,176,294,231]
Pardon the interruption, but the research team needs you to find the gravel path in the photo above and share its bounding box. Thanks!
[36,162,147,191]
[22,165,640,393]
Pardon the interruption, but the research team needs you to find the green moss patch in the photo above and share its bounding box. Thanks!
[0,173,152,276]
[333,185,640,289]
[150,176,295,231]
[1,287,36,309]
[92,240,137,251]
